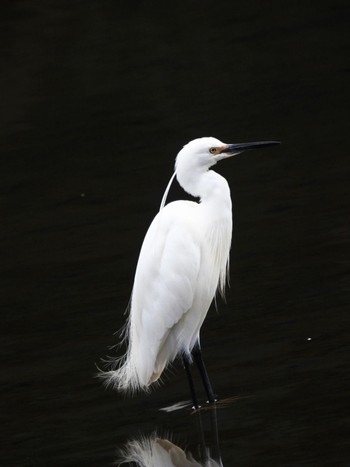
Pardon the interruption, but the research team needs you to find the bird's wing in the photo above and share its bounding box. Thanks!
[130,201,201,352]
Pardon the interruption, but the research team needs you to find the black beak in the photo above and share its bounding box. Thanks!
[222,141,281,155]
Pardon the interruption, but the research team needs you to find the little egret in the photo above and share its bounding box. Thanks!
[101,137,280,407]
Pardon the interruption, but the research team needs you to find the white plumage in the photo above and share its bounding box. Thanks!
[101,136,279,395]
[103,137,232,392]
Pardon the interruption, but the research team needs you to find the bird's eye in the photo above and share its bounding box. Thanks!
[209,147,217,154]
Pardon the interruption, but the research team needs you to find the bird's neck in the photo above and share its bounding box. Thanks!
[176,167,231,208]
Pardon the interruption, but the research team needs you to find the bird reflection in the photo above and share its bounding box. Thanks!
[117,405,223,467]
[117,434,221,466]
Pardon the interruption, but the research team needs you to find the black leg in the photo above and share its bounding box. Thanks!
[182,353,199,409]
[192,344,216,403]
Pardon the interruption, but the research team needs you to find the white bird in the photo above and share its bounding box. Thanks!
[101,137,279,406]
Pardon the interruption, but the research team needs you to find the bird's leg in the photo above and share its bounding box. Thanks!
[182,353,199,409]
[192,344,216,404]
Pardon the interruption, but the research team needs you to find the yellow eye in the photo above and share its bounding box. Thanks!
[209,147,217,154]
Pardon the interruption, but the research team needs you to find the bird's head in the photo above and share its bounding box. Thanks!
[176,137,231,172]
[176,136,280,172]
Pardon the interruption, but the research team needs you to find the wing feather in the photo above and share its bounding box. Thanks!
[129,201,201,382]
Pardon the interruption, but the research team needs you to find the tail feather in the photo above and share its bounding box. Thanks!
[99,309,176,393]
[98,354,152,394]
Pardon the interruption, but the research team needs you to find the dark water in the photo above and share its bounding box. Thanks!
[1,1,349,465]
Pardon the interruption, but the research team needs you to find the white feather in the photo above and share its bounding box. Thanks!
[101,137,232,393]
